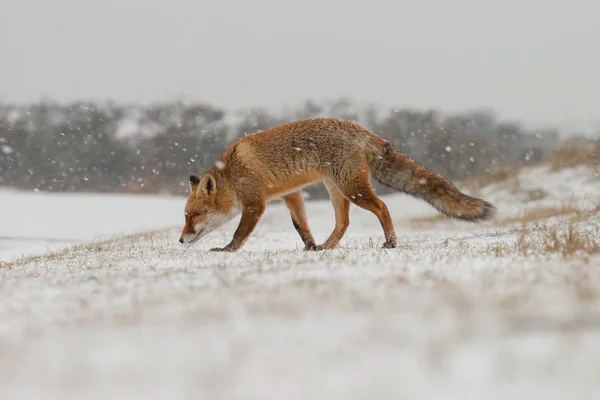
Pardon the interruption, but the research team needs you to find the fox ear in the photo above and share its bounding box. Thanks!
[196,173,216,198]
[189,175,201,193]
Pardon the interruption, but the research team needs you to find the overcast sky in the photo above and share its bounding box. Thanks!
[1,0,599,130]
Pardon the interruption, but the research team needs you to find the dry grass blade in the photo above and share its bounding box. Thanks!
[516,207,530,256]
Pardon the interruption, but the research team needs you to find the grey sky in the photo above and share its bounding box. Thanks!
[1,0,599,129]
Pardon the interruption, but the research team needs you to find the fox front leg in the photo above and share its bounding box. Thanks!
[210,203,265,252]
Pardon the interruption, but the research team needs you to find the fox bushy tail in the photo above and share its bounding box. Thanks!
[370,142,496,222]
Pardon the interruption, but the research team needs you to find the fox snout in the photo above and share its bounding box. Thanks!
[179,235,193,244]
[179,232,197,245]
[179,227,204,245]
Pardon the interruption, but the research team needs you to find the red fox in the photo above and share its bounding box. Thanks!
[179,118,496,251]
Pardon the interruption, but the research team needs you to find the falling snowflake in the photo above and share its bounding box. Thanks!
[215,160,226,170]
[445,146,452,152]
[1,145,13,155]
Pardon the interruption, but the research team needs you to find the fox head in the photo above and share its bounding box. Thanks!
[178,173,237,245]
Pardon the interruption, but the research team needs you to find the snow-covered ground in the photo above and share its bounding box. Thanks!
[1,165,600,400]
[0,190,183,260]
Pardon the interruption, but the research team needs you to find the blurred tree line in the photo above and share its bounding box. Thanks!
[0,98,559,199]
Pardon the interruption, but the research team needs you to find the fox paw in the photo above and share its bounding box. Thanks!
[382,241,396,249]
[306,244,329,251]
[209,246,235,252]
[303,243,318,251]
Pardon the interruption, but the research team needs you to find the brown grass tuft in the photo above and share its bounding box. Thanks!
[524,188,548,202]
[8,228,171,267]
[408,213,451,227]
[507,205,600,258]
[516,216,530,256]
[543,222,600,258]
[484,202,600,258]
[10,246,76,267]
[495,205,580,226]
[412,204,582,228]
[546,138,600,171]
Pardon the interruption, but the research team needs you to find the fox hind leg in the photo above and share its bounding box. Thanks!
[335,167,397,249]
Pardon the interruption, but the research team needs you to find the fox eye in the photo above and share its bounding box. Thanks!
[187,212,205,220]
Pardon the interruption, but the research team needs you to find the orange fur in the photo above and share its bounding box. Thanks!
[179,118,496,251]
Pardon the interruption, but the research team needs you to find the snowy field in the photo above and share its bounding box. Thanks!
[1,165,600,399]
[0,189,184,260]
